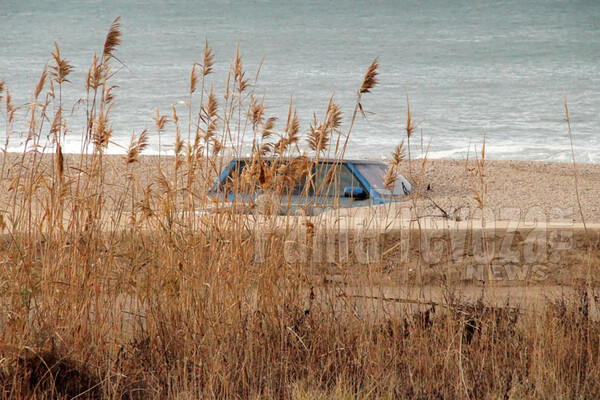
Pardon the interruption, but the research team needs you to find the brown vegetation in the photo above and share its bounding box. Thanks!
[0,19,599,399]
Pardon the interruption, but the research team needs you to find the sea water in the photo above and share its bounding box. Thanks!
[1,0,599,162]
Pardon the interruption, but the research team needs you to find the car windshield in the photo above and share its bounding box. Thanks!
[353,163,409,196]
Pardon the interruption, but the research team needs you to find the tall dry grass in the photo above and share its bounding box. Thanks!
[0,20,598,399]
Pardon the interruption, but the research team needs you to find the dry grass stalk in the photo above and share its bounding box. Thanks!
[383,166,398,191]
[336,58,378,158]
[564,94,588,232]
[471,131,487,208]
[405,94,415,139]
[405,94,417,176]
[172,105,184,163]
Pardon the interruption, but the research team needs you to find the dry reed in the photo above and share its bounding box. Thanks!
[0,21,598,400]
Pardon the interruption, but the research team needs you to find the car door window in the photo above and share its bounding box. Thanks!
[311,163,365,196]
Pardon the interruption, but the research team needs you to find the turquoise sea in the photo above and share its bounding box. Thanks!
[1,0,599,161]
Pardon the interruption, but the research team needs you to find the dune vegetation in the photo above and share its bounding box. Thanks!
[0,18,599,399]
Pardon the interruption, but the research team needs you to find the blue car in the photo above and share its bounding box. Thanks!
[209,158,411,215]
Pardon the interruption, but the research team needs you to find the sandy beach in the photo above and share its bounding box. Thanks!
[2,153,598,222]
[407,158,600,223]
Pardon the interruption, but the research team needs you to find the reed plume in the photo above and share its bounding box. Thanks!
[233,45,249,92]
[262,116,277,140]
[172,105,184,170]
[211,137,223,156]
[307,115,329,155]
[248,95,265,131]
[34,66,47,100]
[325,97,343,132]
[201,86,219,123]
[189,62,199,95]
[383,140,405,191]
[201,86,219,162]
[92,111,112,149]
[392,139,405,164]
[125,129,149,164]
[50,42,73,84]
[86,53,102,91]
[4,88,15,124]
[359,57,379,94]
[103,84,117,105]
[382,166,397,191]
[405,94,416,175]
[102,17,122,61]
[201,39,215,76]
[153,108,168,132]
[337,58,379,158]
[275,96,300,155]
[49,111,62,138]
[284,101,300,141]
[56,143,64,178]
[307,98,342,156]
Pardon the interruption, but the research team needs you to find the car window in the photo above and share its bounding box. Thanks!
[353,163,408,196]
[311,163,365,197]
[219,160,379,198]
[221,159,309,195]
[220,160,258,194]
[290,175,307,195]
[219,160,244,189]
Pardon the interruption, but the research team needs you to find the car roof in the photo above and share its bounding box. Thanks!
[228,157,387,166]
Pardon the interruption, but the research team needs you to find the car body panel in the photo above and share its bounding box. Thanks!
[208,158,411,215]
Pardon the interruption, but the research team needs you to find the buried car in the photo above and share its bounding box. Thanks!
[207,157,411,215]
